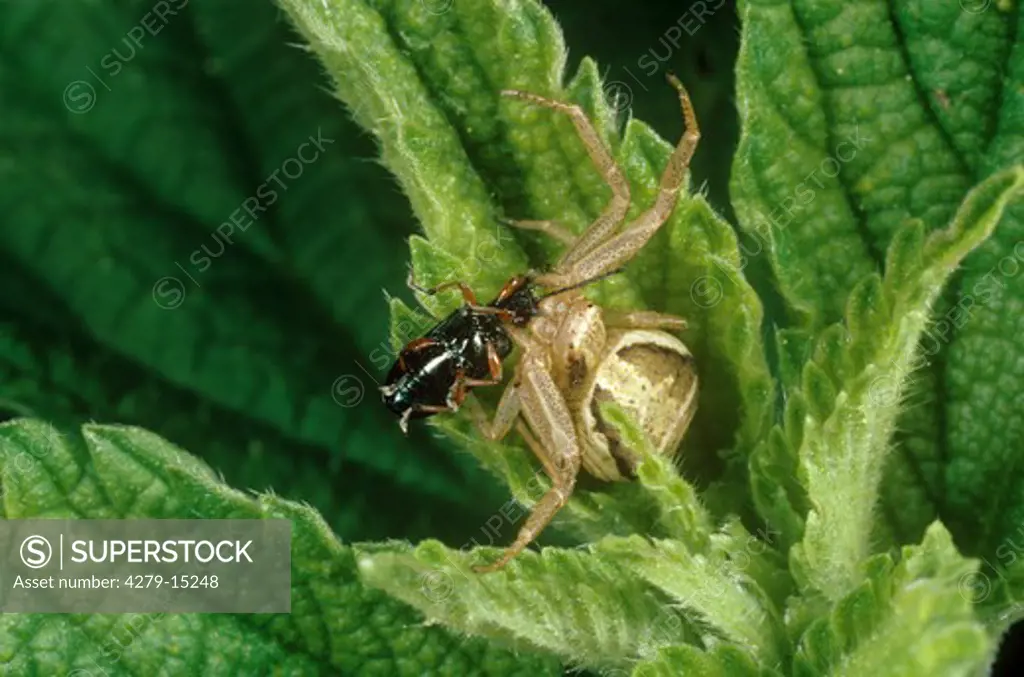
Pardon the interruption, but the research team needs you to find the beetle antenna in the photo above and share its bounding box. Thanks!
[540,267,626,299]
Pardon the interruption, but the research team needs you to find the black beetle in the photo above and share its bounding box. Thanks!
[380,275,537,432]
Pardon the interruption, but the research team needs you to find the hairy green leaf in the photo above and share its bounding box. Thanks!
[598,533,787,666]
[356,539,694,672]
[0,419,559,676]
[731,0,1024,597]
[0,0,489,511]
[792,523,990,677]
[632,644,782,677]
[789,168,1024,601]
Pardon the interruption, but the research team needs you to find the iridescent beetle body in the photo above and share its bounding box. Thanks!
[381,276,537,432]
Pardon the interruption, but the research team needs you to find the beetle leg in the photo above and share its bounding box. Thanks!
[450,345,506,412]
[473,351,582,573]
[461,377,500,388]
[462,343,505,388]
[466,305,516,323]
[407,269,479,305]
[487,341,503,380]
[397,337,438,370]
[535,74,700,290]
[500,89,630,270]
[603,309,688,331]
[398,403,452,434]
[403,337,437,351]
[447,369,469,411]
[491,275,533,306]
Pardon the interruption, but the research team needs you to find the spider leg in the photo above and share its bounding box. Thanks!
[501,218,576,246]
[514,420,566,493]
[473,349,582,573]
[535,74,701,290]
[603,309,688,331]
[473,372,522,443]
[500,89,630,268]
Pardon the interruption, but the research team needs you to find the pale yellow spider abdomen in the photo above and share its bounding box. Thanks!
[577,329,698,481]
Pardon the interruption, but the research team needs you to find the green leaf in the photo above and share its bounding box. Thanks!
[943,12,1024,557]
[791,523,990,677]
[598,533,787,666]
[731,0,1024,597]
[731,0,1011,325]
[355,539,695,672]
[1,2,278,262]
[188,0,422,352]
[748,427,809,553]
[600,400,713,550]
[0,0,490,512]
[0,419,560,676]
[274,0,530,301]
[789,168,1024,601]
[971,549,1024,638]
[632,644,782,677]
[660,195,774,502]
[731,1,877,325]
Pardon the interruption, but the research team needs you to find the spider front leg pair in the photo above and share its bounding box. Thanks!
[502,72,700,289]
